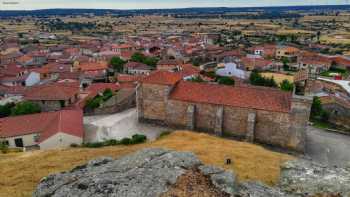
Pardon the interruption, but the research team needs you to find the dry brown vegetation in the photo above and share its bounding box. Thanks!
[161,168,229,197]
[0,131,293,197]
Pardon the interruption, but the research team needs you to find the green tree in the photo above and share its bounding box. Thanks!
[282,57,290,71]
[310,96,322,118]
[110,56,126,73]
[249,70,277,88]
[143,57,158,67]
[11,101,41,116]
[280,79,294,92]
[131,52,146,63]
[0,103,15,118]
[131,52,158,67]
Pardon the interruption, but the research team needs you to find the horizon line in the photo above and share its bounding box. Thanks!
[1,4,350,11]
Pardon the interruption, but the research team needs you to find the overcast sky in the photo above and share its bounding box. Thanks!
[1,0,350,10]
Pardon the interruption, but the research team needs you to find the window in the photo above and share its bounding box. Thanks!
[14,138,23,147]
[1,140,9,146]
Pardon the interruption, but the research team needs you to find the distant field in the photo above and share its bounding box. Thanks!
[301,15,350,22]
[0,131,293,197]
[320,35,350,45]
[276,29,313,35]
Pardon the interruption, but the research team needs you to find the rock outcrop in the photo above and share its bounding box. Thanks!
[33,148,236,197]
[33,148,350,197]
[280,160,350,196]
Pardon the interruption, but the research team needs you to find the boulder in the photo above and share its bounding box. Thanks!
[280,159,350,196]
[238,182,290,197]
[33,148,202,197]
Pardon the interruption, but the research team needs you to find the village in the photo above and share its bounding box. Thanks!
[1,6,350,196]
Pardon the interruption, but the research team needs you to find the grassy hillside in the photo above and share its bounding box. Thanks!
[0,131,293,197]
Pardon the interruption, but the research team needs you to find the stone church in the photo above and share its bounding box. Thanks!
[137,70,312,152]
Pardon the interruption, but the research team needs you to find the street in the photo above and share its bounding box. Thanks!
[306,126,350,167]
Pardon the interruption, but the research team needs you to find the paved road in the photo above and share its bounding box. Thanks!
[306,126,350,167]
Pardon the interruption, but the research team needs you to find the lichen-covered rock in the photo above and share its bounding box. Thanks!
[237,182,291,197]
[198,165,237,196]
[280,159,350,196]
[33,148,202,197]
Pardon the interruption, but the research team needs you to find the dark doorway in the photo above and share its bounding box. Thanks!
[14,138,24,147]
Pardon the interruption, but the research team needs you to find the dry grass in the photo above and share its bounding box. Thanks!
[320,35,350,45]
[261,72,294,84]
[0,131,293,197]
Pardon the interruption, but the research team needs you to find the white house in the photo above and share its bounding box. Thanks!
[0,110,84,150]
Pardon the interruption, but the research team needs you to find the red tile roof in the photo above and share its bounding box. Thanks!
[125,61,152,70]
[141,70,183,85]
[0,110,84,142]
[241,57,273,69]
[85,83,120,94]
[25,83,79,101]
[331,56,350,68]
[170,81,292,113]
[79,61,108,71]
[117,74,144,83]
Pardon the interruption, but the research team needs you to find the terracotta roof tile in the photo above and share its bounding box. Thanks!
[141,70,183,85]
[25,83,79,101]
[170,81,292,113]
[0,110,84,142]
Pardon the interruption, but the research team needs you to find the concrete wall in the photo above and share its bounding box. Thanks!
[39,132,82,150]
[3,133,38,148]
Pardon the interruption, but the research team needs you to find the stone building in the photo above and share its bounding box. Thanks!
[25,83,79,112]
[137,71,312,152]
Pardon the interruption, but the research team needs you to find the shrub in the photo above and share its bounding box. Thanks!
[280,79,294,92]
[103,139,118,146]
[83,142,104,148]
[120,138,132,145]
[81,134,147,148]
[70,143,79,148]
[0,142,9,154]
[85,97,102,109]
[102,88,113,101]
[217,76,235,85]
[131,134,147,144]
